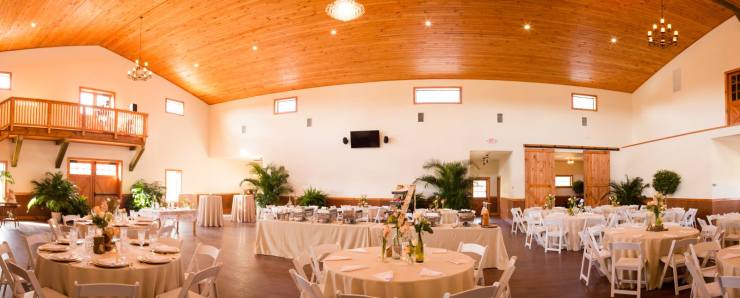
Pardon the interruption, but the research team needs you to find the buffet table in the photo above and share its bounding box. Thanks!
[139,208,198,235]
[321,247,475,298]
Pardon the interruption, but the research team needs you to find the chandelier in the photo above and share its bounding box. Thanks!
[326,0,365,22]
[128,16,152,81]
[647,0,678,48]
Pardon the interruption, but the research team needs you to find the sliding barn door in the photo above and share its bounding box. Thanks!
[524,148,555,208]
[583,150,610,206]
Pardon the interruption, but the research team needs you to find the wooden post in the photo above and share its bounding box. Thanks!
[47,102,52,133]
[129,145,145,171]
[9,98,14,131]
[81,106,86,136]
[11,136,23,167]
[55,139,69,169]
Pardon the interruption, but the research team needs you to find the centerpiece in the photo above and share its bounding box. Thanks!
[608,195,620,207]
[544,194,556,210]
[386,211,407,260]
[412,213,434,263]
[566,196,583,216]
[645,193,668,232]
[91,203,115,254]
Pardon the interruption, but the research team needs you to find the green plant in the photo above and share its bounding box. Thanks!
[129,180,165,211]
[241,163,292,208]
[67,195,91,216]
[652,170,681,195]
[0,170,15,185]
[609,175,650,206]
[572,180,584,197]
[27,172,85,215]
[416,159,474,210]
[297,187,328,207]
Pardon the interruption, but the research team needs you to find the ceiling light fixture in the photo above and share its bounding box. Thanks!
[331,29,337,35]
[326,0,365,22]
[193,63,199,68]
[30,22,37,28]
[567,160,575,165]
[424,20,432,27]
[610,37,618,44]
[251,45,258,51]
[523,23,531,31]
[127,16,153,81]
[647,0,678,48]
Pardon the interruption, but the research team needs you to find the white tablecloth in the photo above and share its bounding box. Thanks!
[231,195,256,223]
[718,245,740,298]
[197,195,224,227]
[36,243,182,298]
[139,208,198,235]
[322,247,475,298]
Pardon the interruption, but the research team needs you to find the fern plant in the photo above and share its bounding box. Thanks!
[128,180,165,211]
[609,175,650,206]
[28,172,88,215]
[241,163,292,208]
[416,159,474,210]
[297,187,328,207]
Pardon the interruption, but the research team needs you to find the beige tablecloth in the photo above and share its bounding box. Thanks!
[254,220,374,259]
[545,213,605,251]
[603,226,699,290]
[718,245,740,298]
[369,225,509,269]
[718,215,740,234]
[36,243,182,298]
[322,247,475,298]
[231,195,256,223]
[197,195,224,227]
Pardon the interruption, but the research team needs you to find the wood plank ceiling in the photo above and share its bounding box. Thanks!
[0,0,734,104]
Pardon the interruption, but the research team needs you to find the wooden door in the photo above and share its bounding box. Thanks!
[471,177,490,214]
[583,150,610,206]
[68,159,121,208]
[727,69,740,126]
[524,148,555,208]
[68,160,94,208]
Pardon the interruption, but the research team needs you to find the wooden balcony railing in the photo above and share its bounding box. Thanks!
[0,97,147,143]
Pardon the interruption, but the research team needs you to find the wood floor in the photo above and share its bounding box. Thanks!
[0,219,691,298]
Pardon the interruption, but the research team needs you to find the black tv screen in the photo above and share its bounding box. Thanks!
[350,130,380,148]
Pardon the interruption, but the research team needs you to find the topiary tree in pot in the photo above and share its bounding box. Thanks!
[241,163,292,208]
[416,159,474,210]
[652,170,681,196]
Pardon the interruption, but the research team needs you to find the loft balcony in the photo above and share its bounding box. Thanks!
[0,97,147,169]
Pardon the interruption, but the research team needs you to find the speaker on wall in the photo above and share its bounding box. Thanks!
[383,136,389,144]
[342,137,349,145]
[129,103,138,112]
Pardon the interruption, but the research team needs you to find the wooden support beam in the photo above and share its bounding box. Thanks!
[524,144,620,151]
[11,136,23,167]
[55,139,69,168]
[713,0,740,20]
[129,145,145,172]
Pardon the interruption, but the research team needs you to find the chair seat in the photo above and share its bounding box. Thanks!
[546,231,567,237]
[659,254,686,266]
[613,257,644,269]
[597,250,611,259]
[701,266,718,277]
[156,288,207,298]
[23,287,67,298]
[706,281,723,297]
[726,233,740,240]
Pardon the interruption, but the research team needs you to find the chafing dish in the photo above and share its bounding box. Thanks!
[457,209,475,226]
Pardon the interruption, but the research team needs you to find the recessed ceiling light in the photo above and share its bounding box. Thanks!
[424,20,432,27]
[193,63,199,68]
[330,29,337,35]
[523,23,531,31]
[30,22,37,28]
[251,45,258,51]
[610,37,618,44]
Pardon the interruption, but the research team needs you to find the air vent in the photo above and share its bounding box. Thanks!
[307,118,312,127]
[497,113,503,123]
[418,112,424,122]
[673,68,682,92]
[582,117,588,126]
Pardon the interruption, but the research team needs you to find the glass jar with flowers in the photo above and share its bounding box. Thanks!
[608,195,620,207]
[381,224,391,261]
[91,205,114,254]
[412,213,434,263]
[386,212,404,260]
[646,193,667,231]
[544,194,556,210]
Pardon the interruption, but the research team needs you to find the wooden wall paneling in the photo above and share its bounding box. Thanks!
[524,148,555,208]
[583,150,611,206]
[498,197,525,222]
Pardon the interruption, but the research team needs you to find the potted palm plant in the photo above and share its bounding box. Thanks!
[27,172,90,222]
[416,159,474,210]
[240,163,292,208]
[609,175,650,206]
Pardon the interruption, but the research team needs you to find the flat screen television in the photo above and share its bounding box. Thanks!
[350,130,380,148]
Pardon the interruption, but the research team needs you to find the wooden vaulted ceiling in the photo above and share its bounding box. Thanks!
[0,1,735,104]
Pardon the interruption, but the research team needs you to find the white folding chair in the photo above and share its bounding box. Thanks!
[706,214,720,226]
[6,260,67,298]
[719,276,740,295]
[289,269,323,298]
[23,232,50,269]
[684,252,723,298]
[524,212,544,249]
[495,257,517,298]
[510,208,526,235]
[185,243,220,297]
[75,281,140,298]
[309,243,340,283]
[0,241,18,297]
[443,284,499,298]
[457,242,489,286]
[697,218,717,242]
[605,213,620,228]
[689,242,720,279]
[292,252,315,282]
[610,242,647,298]
[543,218,567,253]
[47,219,64,242]
[579,231,611,286]
[156,263,222,298]
[723,222,740,247]
[658,238,696,295]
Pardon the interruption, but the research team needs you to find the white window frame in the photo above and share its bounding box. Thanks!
[165,98,185,115]
[79,87,115,108]
[555,175,573,188]
[571,93,597,111]
[0,72,11,90]
[472,179,488,199]
[414,87,462,104]
[274,97,297,114]
[165,169,182,203]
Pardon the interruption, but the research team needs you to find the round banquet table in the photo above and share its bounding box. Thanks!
[718,214,740,234]
[546,213,605,251]
[603,225,700,290]
[718,245,740,298]
[321,246,475,298]
[35,242,183,298]
[231,195,256,223]
[197,195,224,227]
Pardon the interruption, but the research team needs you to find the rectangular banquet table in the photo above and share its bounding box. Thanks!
[254,220,509,269]
[139,208,198,235]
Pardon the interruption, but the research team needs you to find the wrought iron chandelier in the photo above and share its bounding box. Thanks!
[647,0,678,48]
[128,16,152,81]
[326,0,365,22]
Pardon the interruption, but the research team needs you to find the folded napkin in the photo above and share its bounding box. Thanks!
[429,248,447,254]
[678,230,695,233]
[340,265,368,272]
[324,255,351,261]
[721,253,740,260]
[348,248,367,253]
[373,271,393,281]
[447,259,468,265]
[419,268,444,277]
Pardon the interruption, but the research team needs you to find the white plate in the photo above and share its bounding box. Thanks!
[129,239,149,246]
[91,258,131,268]
[137,255,171,264]
[39,244,69,253]
[48,253,81,263]
[152,245,180,254]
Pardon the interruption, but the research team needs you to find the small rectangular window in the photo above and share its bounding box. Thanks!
[80,87,115,108]
[0,72,10,90]
[555,175,573,187]
[165,98,184,115]
[69,162,92,175]
[472,179,488,198]
[165,170,182,203]
[414,87,462,104]
[572,93,597,111]
[274,97,297,114]
[95,163,118,176]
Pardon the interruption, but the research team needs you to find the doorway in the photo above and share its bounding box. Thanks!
[469,151,509,214]
[67,158,122,208]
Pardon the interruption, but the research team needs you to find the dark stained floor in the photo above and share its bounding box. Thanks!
[0,218,691,298]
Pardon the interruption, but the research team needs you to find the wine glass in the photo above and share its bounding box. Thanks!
[69,229,78,248]
[137,231,145,248]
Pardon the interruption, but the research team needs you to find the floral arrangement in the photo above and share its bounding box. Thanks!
[608,195,620,207]
[411,213,434,263]
[566,196,581,216]
[645,193,667,231]
[544,194,556,209]
[359,195,368,207]
[91,202,114,229]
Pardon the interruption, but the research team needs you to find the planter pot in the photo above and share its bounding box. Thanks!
[50,212,62,223]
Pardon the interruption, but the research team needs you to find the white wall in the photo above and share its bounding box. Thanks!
[0,46,245,194]
[616,17,740,198]
[210,80,632,198]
